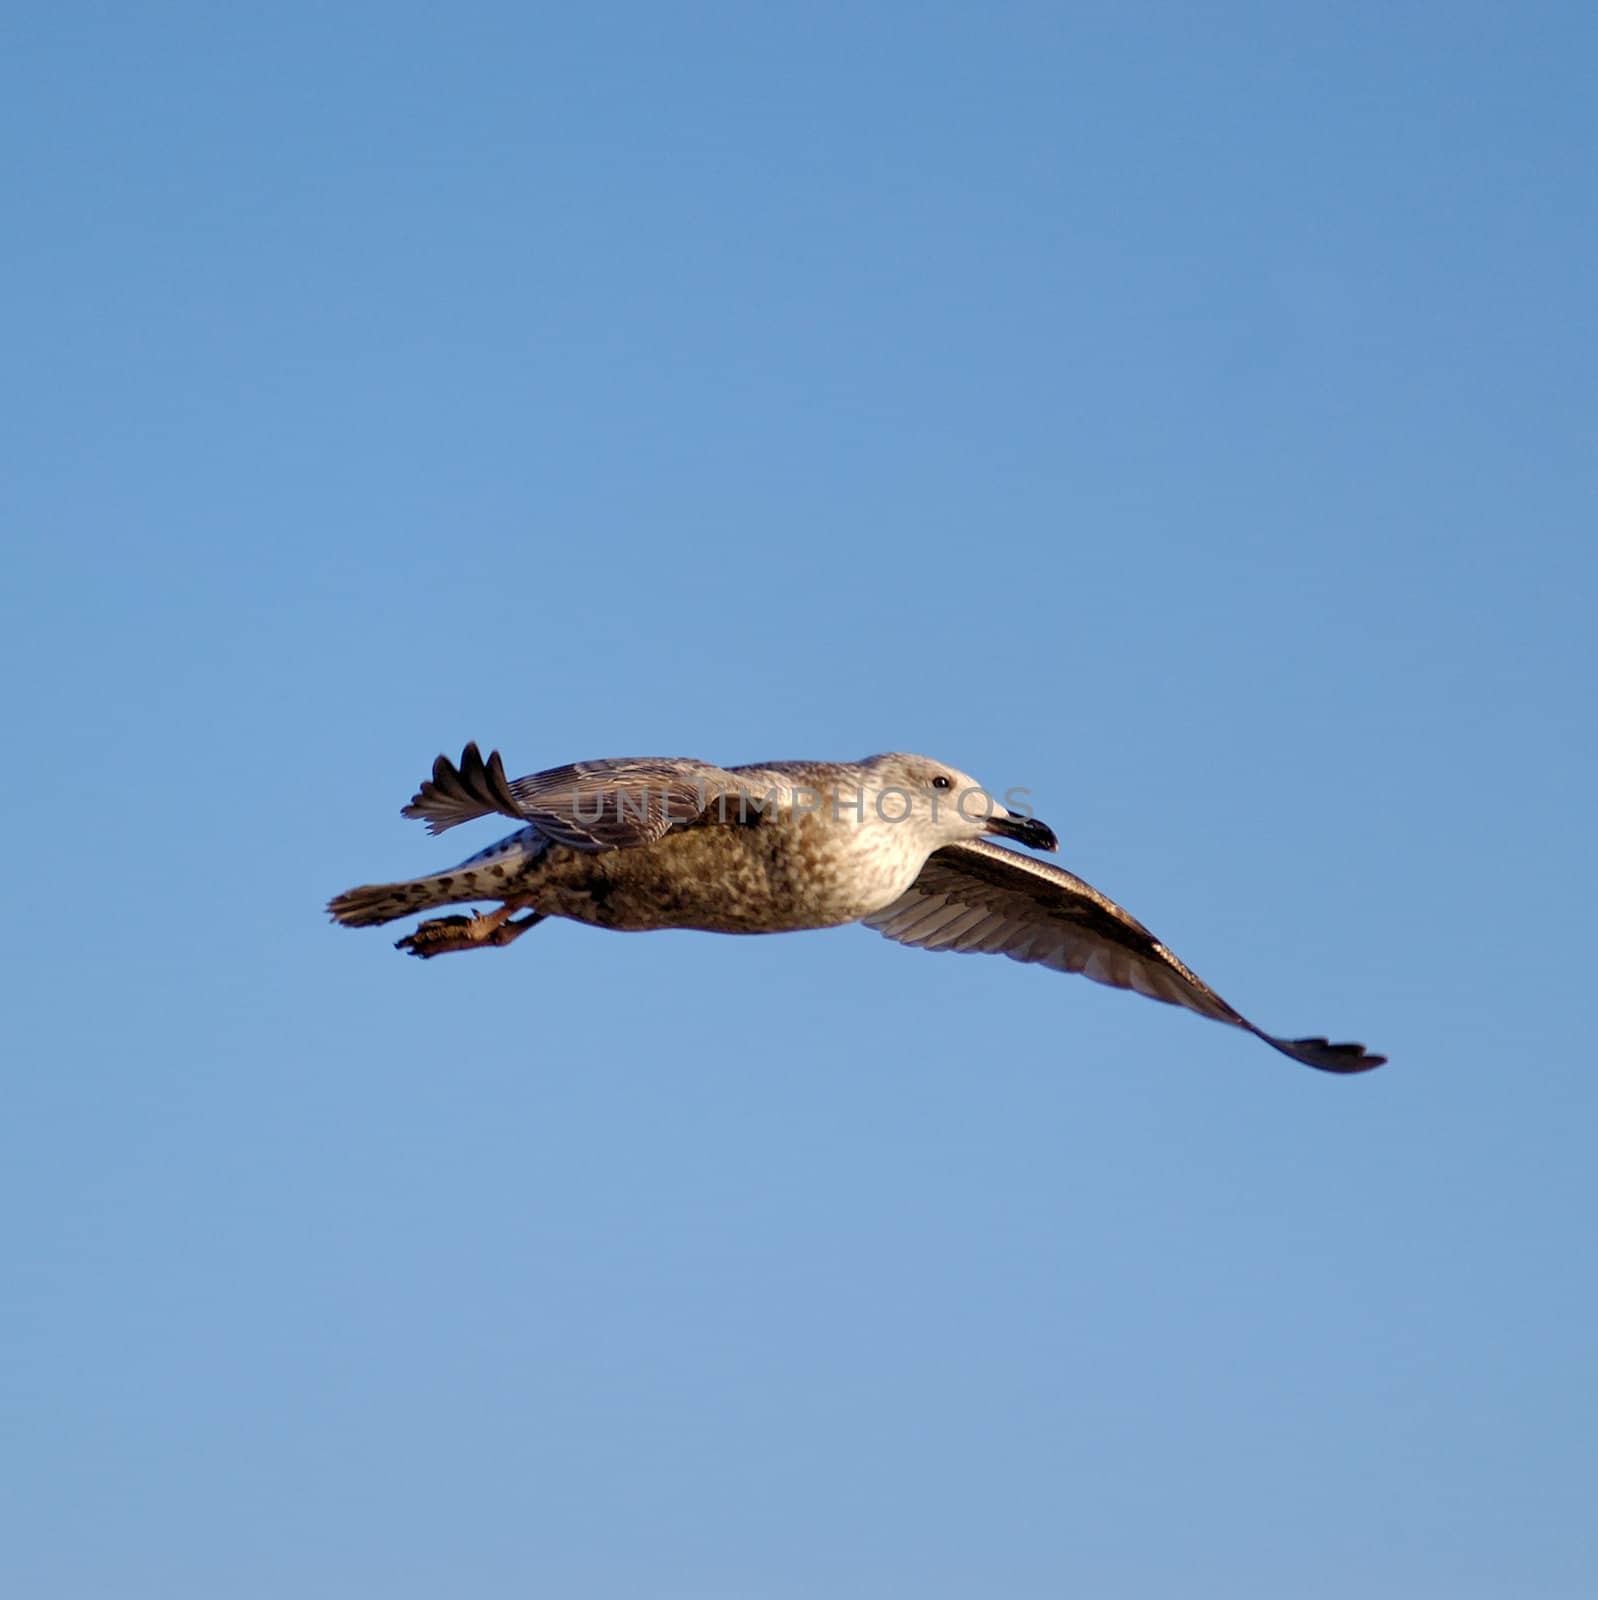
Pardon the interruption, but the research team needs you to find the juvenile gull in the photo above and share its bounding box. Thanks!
[328,743,1385,1074]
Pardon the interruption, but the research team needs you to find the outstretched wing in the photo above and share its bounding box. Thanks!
[864,839,1384,1074]
[402,743,737,850]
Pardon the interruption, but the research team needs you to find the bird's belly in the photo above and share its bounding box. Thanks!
[527,820,917,934]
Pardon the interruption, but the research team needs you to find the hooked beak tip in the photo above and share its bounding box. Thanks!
[987,813,1058,852]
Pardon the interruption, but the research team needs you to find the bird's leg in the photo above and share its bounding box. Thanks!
[396,901,547,958]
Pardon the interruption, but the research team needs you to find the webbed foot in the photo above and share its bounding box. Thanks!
[396,906,547,958]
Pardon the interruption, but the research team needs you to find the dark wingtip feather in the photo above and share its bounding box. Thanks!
[400,742,523,834]
[1268,1034,1387,1074]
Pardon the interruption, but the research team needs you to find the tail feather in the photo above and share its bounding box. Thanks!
[328,827,548,929]
[328,870,488,928]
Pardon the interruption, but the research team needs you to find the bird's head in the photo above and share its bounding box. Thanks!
[855,753,1058,854]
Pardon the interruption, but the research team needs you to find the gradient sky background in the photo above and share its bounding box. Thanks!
[5,4,1595,1597]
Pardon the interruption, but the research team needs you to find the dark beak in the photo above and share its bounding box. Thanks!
[986,812,1059,852]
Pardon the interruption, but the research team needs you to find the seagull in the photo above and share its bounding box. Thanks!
[328,743,1384,1074]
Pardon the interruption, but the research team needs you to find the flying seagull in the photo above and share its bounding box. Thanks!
[328,744,1384,1074]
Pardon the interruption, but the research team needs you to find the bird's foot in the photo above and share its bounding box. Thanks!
[396,905,546,958]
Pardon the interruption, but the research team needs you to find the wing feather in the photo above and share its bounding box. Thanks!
[403,744,737,850]
[865,839,1384,1074]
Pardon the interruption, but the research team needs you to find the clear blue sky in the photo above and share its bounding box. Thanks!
[5,4,1594,1596]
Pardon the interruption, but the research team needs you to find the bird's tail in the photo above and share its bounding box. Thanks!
[327,831,546,928]
[327,872,480,928]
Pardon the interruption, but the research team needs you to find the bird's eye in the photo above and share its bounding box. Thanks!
[931,774,952,790]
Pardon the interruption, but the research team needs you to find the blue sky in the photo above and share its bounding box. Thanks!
[4,4,1595,1595]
